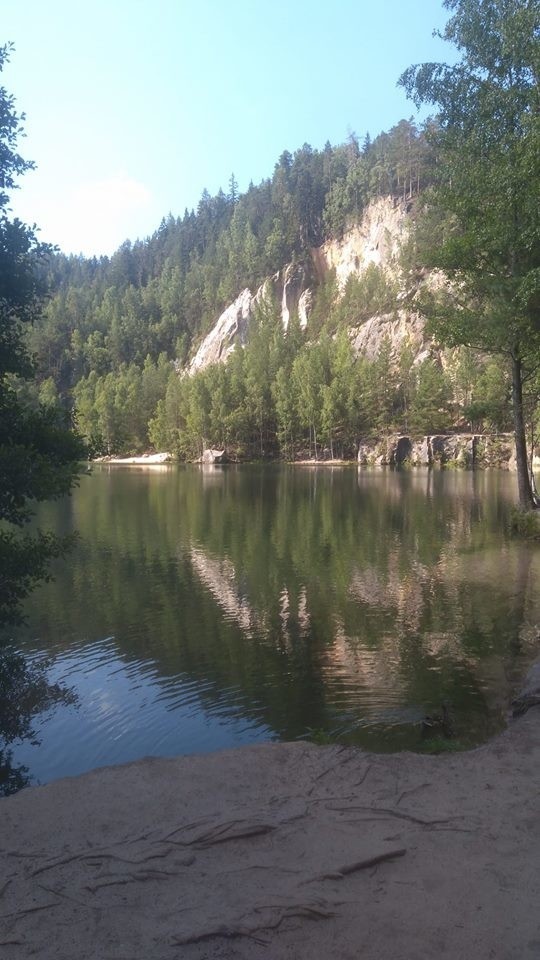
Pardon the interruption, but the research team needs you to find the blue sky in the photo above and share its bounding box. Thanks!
[3,1,453,256]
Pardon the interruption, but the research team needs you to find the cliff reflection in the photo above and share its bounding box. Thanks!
[14,465,540,770]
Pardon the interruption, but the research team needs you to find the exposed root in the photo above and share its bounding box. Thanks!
[85,870,178,894]
[0,901,60,921]
[161,816,214,842]
[82,848,194,867]
[512,694,540,717]
[181,819,276,849]
[312,748,355,782]
[0,879,12,899]
[31,852,104,878]
[30,843,194,878]
[171,901,337,946]
[396,782,431,806]
[37,882,95,911]
[352,763,372,788]
[304,847,407,883]
[325,803,463,827]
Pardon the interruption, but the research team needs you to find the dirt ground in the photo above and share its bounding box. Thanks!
[1,667,539,960]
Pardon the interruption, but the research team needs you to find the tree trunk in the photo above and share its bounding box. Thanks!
[511,353,535,509]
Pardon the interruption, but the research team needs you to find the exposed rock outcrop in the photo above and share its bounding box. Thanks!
[312,195,409,288]
[349,308,430,364]
[280,262,310,330]
[189,289,253,374]
[186,196,424,376]
[357,434,517,469]
[188,263,313,375]
[199,449,228,464]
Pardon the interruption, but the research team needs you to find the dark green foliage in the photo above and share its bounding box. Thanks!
[509,507,540,539]
[400,0,540,506]
[74,353,171,456]
[144,310,503,461]
[19,14,535,463]
[0,649,77,794]
[323,119,435,238]
[29,120,436,439]
[0,44,84,627]
[409,359,452,435]
[335,267,399,328]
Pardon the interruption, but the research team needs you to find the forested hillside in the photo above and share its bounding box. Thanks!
[26,120,511,459]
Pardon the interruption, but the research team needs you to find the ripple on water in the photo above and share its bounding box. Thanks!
[6,465,540,786]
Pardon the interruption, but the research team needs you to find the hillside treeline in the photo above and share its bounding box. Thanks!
[23,119,510,457]
[73,292,510,460]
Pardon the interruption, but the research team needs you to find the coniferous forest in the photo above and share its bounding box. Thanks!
[1,0,539,784]
[20,121,511,462]
[7,0,540,493]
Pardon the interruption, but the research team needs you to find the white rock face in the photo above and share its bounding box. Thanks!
[280,262,309,330]
[188,265,312,374]
[312,196,410,289]
[298,289,311,330]
[189,288,253,374]
[350,309,430,364]
[185,196,422,375]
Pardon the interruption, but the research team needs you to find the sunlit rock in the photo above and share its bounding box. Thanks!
[357,434,517,469]
[182,196,420,375]
[189,289,253,374]
[200,449,228,464]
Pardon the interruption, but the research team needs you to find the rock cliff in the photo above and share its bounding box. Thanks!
[186,196,430,375]
[311,195,409,288]
[188,262,312,375]
[357,433,517,469]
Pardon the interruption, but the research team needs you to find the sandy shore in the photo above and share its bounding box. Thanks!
[1,668,539,959]
[95,452,172,465]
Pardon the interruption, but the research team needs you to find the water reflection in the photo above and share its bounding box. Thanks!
[8,465,540,787]
[0,650,77,795]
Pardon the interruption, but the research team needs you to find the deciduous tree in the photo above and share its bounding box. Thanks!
[0,44,83,627]
[400,0,540,507]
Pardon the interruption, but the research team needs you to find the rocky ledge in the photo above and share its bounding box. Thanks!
[357,433,518,469]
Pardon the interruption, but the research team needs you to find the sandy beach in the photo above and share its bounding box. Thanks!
[1,665,539,960]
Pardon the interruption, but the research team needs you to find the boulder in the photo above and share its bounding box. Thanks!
[200,449,227,464]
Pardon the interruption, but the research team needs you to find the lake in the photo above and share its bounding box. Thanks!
[3,464,540,792]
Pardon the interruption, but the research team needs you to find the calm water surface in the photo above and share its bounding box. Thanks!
[4,464,540,790]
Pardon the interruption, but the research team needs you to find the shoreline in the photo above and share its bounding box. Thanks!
[92,432,540,471]
[94,452,173,465]
[2,663,539,959]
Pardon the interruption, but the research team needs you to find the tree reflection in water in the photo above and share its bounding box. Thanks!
[6,466,540,784]
[0,650,77,795]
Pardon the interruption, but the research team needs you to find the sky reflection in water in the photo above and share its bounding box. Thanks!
[5,464,540,788]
